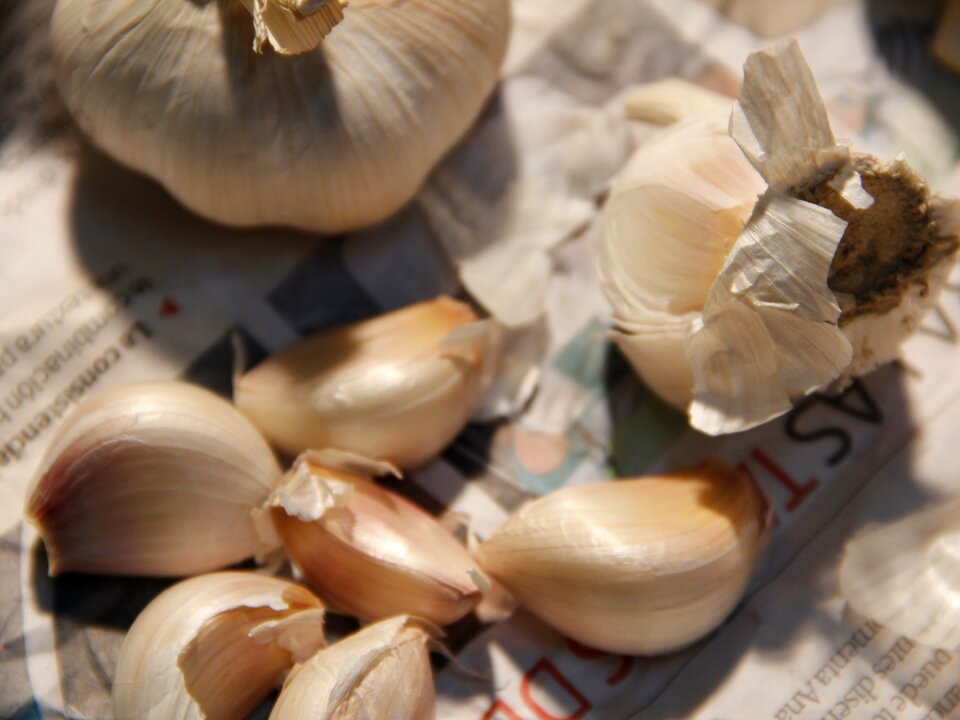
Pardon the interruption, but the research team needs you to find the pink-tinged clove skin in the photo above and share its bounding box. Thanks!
[25,381,280,576]
[270,452,485,626]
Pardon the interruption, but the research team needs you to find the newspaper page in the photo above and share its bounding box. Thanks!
[2,0,960,718]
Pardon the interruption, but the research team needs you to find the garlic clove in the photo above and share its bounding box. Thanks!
[840,499,960,649]
[113,571,327,720]
[598,110,767,410]
[270,451,486,626]
[269,615,438,720]
[474,459,769,655]
[624,79,733,127]
[234,297,503,469]
[25,381,281,576]
[600,40,959,435]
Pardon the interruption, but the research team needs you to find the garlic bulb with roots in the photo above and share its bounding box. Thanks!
[50,0,511,233]
[599,40,960,435]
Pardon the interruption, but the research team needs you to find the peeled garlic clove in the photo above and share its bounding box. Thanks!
[113,571,327,720]
[600,40,959,434]
[270,615,438,720]
[235,297,503,469]
[25,381,281,576]
[474,459,768,655]
[840,499,960,649]
[270,450,486,626]
[51,0,510,233]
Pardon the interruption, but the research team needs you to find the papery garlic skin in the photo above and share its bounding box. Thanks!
[270,615,437,720]
[235,297,503,468]
[51,0,511,233]
[25,381,280,576]
[474,460,768,655]
[599,41,959,434]
[271,450,485,626]
[114,572,327,720]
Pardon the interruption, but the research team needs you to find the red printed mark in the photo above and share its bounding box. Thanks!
[750,449,818,512]
[159,296,181,317]
[567,640,634,686]
[482,700,524,720]
[520,658,592,720]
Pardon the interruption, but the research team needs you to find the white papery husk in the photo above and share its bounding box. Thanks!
[474,459,769,655]
[269,615,439,720]
[599,40,960,435]
[25,381,281,576]
[113,572,327,720]
[269,450,487,626]
[51,0,510,233]
[840,500,960,649]
[234,296,503,469]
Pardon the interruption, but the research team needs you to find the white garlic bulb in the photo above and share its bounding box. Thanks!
[234,296,503,468]
[270,615,438,720]
[599,41,960,434]
[840,499,960,649]
[270,450,486,626]
[474,459,769,655]
[114,572,327,720]
[25,381,281,576]
[50,0,511,233]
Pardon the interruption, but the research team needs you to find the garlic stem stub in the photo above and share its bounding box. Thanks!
[599,40,960,435]
[270,450,486,626]
[113,572,327,720]
[238,0,348,55]
[25,381,281,576]
[50,0,511,233]
[474,459,769,655]
[235,296,503,469]
[269,615,439,720]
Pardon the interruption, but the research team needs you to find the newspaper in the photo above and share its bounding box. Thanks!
[2,0,960,718]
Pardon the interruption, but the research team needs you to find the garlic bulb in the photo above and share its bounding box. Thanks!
[474,459,768,655]
[599,40,960,434]
[25,381,281,576]
[270,450,486,625]
[270,615,438,720]
[235,297,503,468]
[113,572,327,720]
[840,499,960,649]
[51,0,511,233]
